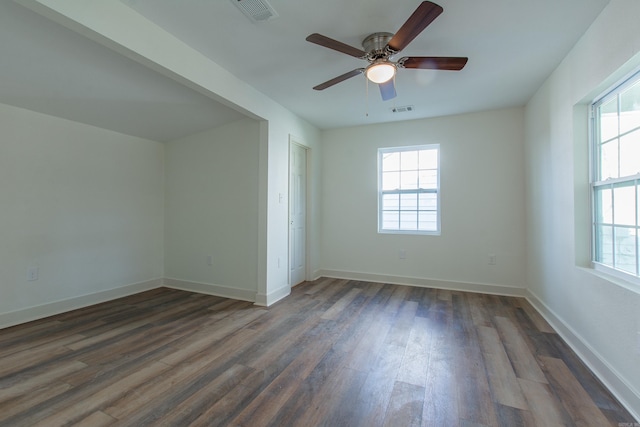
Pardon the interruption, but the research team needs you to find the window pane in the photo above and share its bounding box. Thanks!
[400,211,418,230]
[595,186,612,223]
[382,171,399,190]
[400,170,418,189]
[382,152,400,172]
[620,80,640,134]
[382,194,400,210]
[378,145,440,234]
[382,211,399,229]
[400,193,418,210]
[595,224,613,265]
[592,71,640,280]
[614,227,637,274]
[614,183,636,226]
[419,170,437,189]
[638,235,640,277]
[599,140,618,180]
[638,233,640,276]
[599,97,618,142]
[400,150,418,170]
[419,193,437,210]
[419,149,438,169]
[619,130,640,177]
[418,211,437,231]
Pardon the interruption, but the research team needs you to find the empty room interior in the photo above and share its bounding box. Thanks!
[1,0,639,425]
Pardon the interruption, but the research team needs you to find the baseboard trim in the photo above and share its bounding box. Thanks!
[317,269,527,297]
[309,270,323,282]
[0,278,162,330]
[526,289,640,421]
[254,283,290,307]
[0,276,281,329]
[163,278,256,303]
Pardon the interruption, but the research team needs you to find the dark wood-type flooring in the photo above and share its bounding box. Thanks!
[0,278,635,426]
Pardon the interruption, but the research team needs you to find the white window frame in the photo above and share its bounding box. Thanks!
[378,144,440,235]
[590,69,640,285]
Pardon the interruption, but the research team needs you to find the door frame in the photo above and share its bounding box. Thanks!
[288,135,310,287]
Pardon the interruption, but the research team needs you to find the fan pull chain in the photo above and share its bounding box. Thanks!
[365,76,369,118]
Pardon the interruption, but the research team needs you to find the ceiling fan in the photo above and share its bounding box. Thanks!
[306,1,468,101]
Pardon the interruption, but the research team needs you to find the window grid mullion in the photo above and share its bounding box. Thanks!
[599,124,640,146]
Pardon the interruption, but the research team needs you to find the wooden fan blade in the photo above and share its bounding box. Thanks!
[379,79,397,101]
[313,69,365,91]
[387,1,443,53]
[399,56,468,70]
[306,33,367,58]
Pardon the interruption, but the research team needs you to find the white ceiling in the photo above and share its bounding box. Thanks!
[0,0,610,140]
[0,1,246,142]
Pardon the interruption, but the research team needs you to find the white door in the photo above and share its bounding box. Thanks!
[289,142,306,286]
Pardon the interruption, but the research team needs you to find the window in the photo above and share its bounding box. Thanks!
[591,70,640,281]
[378,145,440,234]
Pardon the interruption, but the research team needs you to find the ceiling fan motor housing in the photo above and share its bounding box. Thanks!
[362,32,395,60]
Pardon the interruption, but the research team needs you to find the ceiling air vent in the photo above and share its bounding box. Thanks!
[391,105,414,113]
[232,0,279,22]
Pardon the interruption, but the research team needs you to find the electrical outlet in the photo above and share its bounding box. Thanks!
[488,254,497,265]
[399,250,406,259]
[207,255,213,266]
[27,267,39,281]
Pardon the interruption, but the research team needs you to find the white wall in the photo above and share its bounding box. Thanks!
[164,118,260,300]
[21,0,323,305]
[0,102,164,327]
[263,116,322,304]
[524,0,640,417]
[320,108,526,294]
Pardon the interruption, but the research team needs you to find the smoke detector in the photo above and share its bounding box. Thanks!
[231,0,279,22]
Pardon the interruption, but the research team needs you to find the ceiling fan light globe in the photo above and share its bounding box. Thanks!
[366,62,396,84]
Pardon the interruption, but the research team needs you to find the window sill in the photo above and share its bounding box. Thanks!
[378,229,441,236]
[579,263,640,295]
